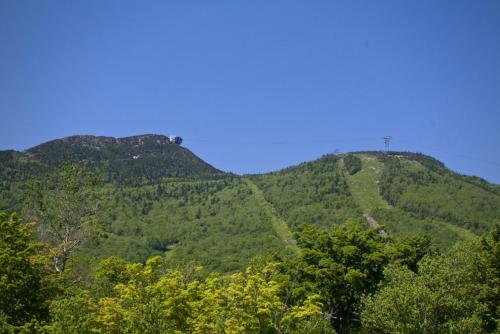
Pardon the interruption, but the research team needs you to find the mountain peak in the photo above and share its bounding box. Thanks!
[27,134,182,152]
[4,134,222,184]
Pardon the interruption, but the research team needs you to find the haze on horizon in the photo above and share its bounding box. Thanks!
[0,1,499,182]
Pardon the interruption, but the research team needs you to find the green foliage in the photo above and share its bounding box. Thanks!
[3,137,500,333]
[343,154,362,175]
[277,222,390,333]
[344,155,389,213]
[371,207,475,250]
[2,136,499,273]
[0,212,51,330]
[244,178,299,253]
[2,208,498,333]
[361,232,500,333]
[92,256,130,298]
[49,292,100,334]
[23,134,223,184]
[251,154,361,231]
[25,162,100,272]
[82,177,288,272]
[0,150,48,212]
[49,257,334,334]
[479,224,500,331]
[379,155,500,234]
[389,234,433,272]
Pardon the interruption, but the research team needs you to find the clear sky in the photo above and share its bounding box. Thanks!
[1,1,499,182]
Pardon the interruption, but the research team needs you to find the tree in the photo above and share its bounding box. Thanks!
[0,212,51,330]
[27,162,99,273]
[190,262,332,333]
[361,239,492,333]
[479,224,500,332]
[278,222,390,333]
[343,154,362,175]
[50,256,334,333]
[390,234,433,272]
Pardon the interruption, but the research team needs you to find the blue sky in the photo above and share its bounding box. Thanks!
[1,1,499,182]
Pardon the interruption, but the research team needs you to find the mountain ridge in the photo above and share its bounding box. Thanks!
[1,134,224,185]
[1,134,499,272]
[25,134,174,153]
[2,134,498,185]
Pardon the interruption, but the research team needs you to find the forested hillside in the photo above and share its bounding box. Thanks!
[252,151,499,249]
[377,152,500,234]
[1,135,499,332]
[249,154,361,231]
[85,177,291,272]
[1,136,499,271]
[0,134,222,197]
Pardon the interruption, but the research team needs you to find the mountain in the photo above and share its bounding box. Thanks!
[1,135,499,272]
[4,134,222,181]
[251,152,500,250]
[0,134,223,208]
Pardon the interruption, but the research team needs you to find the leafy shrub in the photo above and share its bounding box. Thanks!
[343,154,362,175]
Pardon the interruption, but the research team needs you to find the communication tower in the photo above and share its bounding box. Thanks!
[383,136,392,152]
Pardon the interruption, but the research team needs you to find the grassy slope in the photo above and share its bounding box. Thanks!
[244,178,299,254]
[344,155,390,213]
[344,153,478,249]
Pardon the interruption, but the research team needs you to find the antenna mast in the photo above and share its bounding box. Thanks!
[383,136,392,152]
